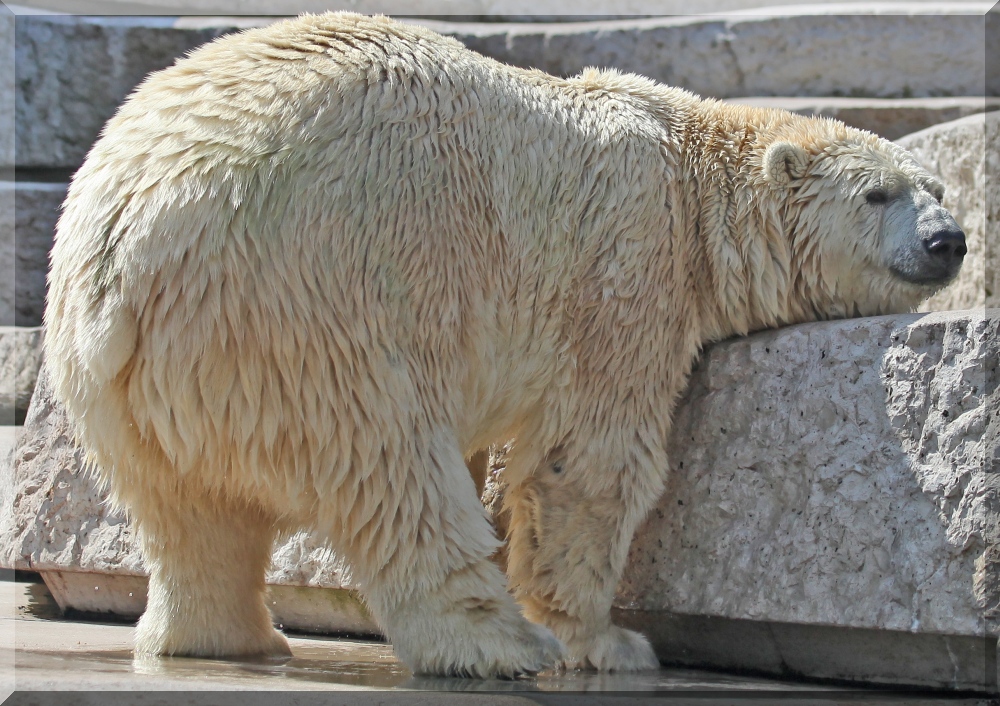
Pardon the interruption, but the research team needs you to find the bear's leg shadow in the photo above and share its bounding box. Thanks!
[347,431,564,677]
[133,484,291,658]
[504,448,662,671]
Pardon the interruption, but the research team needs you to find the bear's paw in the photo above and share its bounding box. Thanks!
[565,625,659,672]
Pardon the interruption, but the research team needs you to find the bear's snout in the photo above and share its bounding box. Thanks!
[915,222,967,285]
[894,194,968,286]
[923,226,967,265]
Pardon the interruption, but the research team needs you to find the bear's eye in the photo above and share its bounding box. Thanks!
[865,188,889,206]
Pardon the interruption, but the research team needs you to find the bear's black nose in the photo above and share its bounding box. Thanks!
[923,228,967,263]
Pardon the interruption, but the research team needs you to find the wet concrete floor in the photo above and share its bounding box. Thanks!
[1,579,978,705]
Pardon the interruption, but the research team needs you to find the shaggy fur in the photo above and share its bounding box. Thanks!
[45,13,962,676]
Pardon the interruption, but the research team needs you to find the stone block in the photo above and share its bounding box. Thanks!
[14,15,245,169]
[0,181,66,327]
[731,96,999,141]
[14,9,990,169]
[0,326,43,425]
[894,113,996,311]
[615,310,997,690]
[424,7,988,103]
[1,12,13,170]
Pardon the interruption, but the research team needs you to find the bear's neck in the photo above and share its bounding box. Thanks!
[673,102,814,342]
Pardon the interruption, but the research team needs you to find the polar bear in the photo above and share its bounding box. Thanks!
[44,13,965,677]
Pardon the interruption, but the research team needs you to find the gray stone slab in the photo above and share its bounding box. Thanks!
[423,8,989,102]
[14,8,991,169]
[1,12,13,170]
[731,96,1000,141]
[14,15,244,169]
[0,326,43,424]
[37,569,381,636]
[617,311,997,643]
[613,610,997,693]
[897,113,997,312]
[5,0,990,18]
[0,181,66,327]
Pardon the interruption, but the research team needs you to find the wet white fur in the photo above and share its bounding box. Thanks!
[45,13,953,675]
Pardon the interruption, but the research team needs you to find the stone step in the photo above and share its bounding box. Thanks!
[730,96,999,141]
[0,181,65,327]
[3,311,995,691]
[8,0,987,19]
[37,570,380,637]
[8,5,992,169]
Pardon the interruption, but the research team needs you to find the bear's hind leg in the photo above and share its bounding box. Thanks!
[346,434,563,677]
[505,452,661,672]
[133,487,290,659]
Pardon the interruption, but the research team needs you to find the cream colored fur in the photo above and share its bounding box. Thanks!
[45,13,957,676]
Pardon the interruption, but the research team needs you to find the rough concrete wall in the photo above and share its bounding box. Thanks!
[617,311,997,639]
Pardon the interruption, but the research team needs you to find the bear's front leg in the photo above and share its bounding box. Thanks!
[343,433,564,678]
[504,447,663,671]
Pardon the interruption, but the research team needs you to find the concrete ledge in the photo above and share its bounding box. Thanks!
[38,570,380,636]
[421,8,989,100]
[731,96,999,141]
[613,609,997,693]
[13,8,991,168]
[0,182,66,326]
[615,310,997,691]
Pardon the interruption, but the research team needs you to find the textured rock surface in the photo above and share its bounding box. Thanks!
[732,96,999,141]
[897,113,996,312]
[0,326,43,424]
[1,13,13,169]
[0,366,357,590]
[14,15,243,169]
[15,8,990,169]
[0,181,66,327]
[617,311,997,639]
[427,8,988,102]
[10,0,988,16]
[0,367,141,575]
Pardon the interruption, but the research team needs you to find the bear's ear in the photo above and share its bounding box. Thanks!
[763,142,809,186]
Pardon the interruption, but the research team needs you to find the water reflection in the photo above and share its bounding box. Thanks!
[16,636,827,693]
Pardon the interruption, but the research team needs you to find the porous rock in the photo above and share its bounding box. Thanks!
[731,96,999,141]
[0,182,67,327]
[617,310,997,641]
[427,8,987,103]
[0,326,44,425]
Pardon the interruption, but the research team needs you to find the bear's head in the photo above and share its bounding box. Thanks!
[760,120,965,319]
